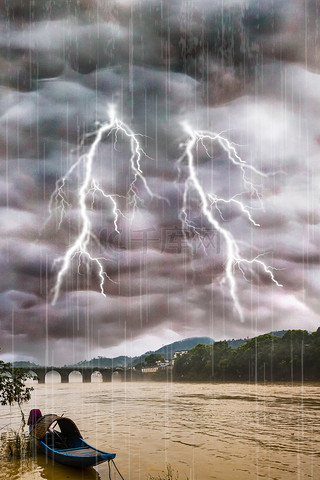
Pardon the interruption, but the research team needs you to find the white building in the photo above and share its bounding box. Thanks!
[171,350,189,365]
[141,367,158,373]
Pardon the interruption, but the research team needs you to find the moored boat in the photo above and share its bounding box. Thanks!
[28,409,116,468]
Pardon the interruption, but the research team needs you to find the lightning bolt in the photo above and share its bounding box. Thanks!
[178,123,282,322]
[49,105,160,305]
[48,107,281,321]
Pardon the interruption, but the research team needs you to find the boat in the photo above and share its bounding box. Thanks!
[28,409,116,468]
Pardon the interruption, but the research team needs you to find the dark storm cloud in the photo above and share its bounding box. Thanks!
[1,0,320,364]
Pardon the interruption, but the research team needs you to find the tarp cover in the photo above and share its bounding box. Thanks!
[27,409,42,425]
[29,414,82,440]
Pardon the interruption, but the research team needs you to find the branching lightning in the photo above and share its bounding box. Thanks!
[178,124,282,322]
[49,105,160,305]
[48,107,281,322]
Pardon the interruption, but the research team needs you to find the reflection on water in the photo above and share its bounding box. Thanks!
[36,454,102,480]
[1,453,102,480]
[0,382,319,480]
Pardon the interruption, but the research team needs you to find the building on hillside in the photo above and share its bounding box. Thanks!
[173,350,189,358]
[141,360,173,373]
[141,367,158,373]
[172,350,189,366]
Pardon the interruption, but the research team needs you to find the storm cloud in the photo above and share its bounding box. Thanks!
[1,0,320,364]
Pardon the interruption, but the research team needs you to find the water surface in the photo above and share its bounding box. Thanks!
[0,382,319,479]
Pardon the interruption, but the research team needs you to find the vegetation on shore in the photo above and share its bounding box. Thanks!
[173,328,320,382]
[0,354,35,458]
[0,430,33,459]
[135,353,165,371]
[147,465,188,480]
[0,359,34,427]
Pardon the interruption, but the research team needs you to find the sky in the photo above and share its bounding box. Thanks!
[0,0,320,366]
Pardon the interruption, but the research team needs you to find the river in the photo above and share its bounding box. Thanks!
[0,381,319,480]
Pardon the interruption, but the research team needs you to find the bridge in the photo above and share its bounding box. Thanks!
[18,366,129,383]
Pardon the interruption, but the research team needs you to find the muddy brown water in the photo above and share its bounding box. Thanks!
[0,382,319,479]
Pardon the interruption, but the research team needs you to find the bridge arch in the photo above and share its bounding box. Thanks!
[91,371,103,383]
[112,371,122,382]
[26,370,39,384]
[68,370,83,383]
[45,370,61,383]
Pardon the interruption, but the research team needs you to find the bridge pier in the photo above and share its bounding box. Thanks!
[60,371,69,383]
[101,370,112,382]
[82,371,92,383]
[34,371,46,384]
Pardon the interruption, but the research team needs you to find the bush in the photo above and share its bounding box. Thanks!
[0,430,33,459]
[0,358,35,427]
[147,465,188,480]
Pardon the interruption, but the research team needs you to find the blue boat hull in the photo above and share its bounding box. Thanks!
[37,438,115,468]
[38,439,116,468]
[29,424,116,468]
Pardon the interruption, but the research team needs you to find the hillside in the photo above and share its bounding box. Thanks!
[153,337,214,358]
[11,333,288,368]
[67,337,215,368]
[66,333,289,368]
[12,361,41,368]
[173,329,318,382]
[227,330,287,349]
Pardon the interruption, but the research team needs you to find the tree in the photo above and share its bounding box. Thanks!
[173,344,211,381]
[134,362,144,371]
[0,358,34,427]
[208,341,232,380]
[172,329,320,383]
[305,327,320,380]
[145,353,165,366]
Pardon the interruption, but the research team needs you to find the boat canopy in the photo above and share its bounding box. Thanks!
[29,414,82,440]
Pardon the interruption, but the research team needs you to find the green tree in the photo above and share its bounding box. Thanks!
[134,362,144,371]
[230,334,282,381]
[278,330,309,381]
[207,341,232,380]
[305,327,320,380]
[145,353,165,366]
[174,344,211,381]
[173,329,320,383]
[173,352,190,379]
[0,358,34,427]
[185,344,208,380]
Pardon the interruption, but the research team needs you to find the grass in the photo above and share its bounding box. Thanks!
[147,465,188,480]
[0,429,33,459]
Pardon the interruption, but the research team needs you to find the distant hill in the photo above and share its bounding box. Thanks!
[67,337,215,368]
[70,356,132,369]
[227,338,248,349]
[226,330,288,350]
[66,333,289,368]
[12,361,41,368]
[269,330,287,338]
[10,332,289,368]
[153,337,214,359]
